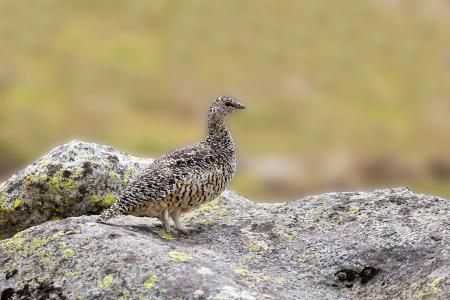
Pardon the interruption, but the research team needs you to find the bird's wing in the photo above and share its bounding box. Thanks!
[120,143,214,205]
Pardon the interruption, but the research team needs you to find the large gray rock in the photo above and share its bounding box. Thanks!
[0,140,153,239]
[1,187,449,299]
[0,141,449,299]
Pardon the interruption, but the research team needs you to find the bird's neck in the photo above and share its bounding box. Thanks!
[206,119,234,148]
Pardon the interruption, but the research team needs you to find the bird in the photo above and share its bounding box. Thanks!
[98,96,246,233]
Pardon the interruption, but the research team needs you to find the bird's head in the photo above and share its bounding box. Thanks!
[208,96,246,121]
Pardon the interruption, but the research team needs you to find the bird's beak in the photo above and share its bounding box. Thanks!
[233,101,246,109]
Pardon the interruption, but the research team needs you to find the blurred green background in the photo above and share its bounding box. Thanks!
[1,0,450,202]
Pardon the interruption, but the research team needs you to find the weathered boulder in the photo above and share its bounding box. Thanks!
[1,187,449,299]
[1,141,449,299]
[0,140,153,238]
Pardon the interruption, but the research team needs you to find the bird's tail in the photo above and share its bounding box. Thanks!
[97,201,127,223]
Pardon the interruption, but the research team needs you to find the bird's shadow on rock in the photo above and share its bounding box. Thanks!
[103,221,238,245]
[100,223,214,241]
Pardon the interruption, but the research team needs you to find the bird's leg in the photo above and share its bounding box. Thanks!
[160,208,171,232]
[170,209,194,234]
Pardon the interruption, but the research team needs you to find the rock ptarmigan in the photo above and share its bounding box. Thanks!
[98,96,245,233]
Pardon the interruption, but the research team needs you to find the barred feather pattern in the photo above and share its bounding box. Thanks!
[98,96,243,231]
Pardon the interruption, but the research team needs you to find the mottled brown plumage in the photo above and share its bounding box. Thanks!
[98,96,245,233]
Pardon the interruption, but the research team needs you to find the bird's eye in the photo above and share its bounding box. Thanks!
[225,101,232,107]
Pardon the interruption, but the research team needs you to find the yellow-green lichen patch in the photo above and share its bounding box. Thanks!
[1,227,35,249]
[74,167,83,177]
[63,248,75,258]
[118,291,130,300]
[274,277,285,285]
[97,275,114,289]
[262,275,272,281]
[121,178,130,188]
[24,172,46,186]
[121,168,135,188]
[416,277,444,298]
[109,171,118,180]
[245,243,262,252]
[30,230,66,249]
[1,229,67,255]
[47,176,61,190]
[0,198,23,212]
[144,274,158,290]
[0,233,26,253]
[349,207,359,214]
[37,248,55,265]
[261,274,285,284]
[234,268,248,277]
[65,179,76,190]
[75,263,83,277]
[90,195,101,203]
[40,160,50,167]
[103,194,117,206]
[1,201,9,212]
[40,257,51,264]
[155,229,175,240]
[200,219,215,225]
[13,199,23,209]
[168,251,192,262]
[198,200,220,212]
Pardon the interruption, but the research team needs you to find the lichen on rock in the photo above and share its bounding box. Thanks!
[168,251,193,262]
[144,275,158,290]
[0,140,153,238]
[0,141,449,299]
